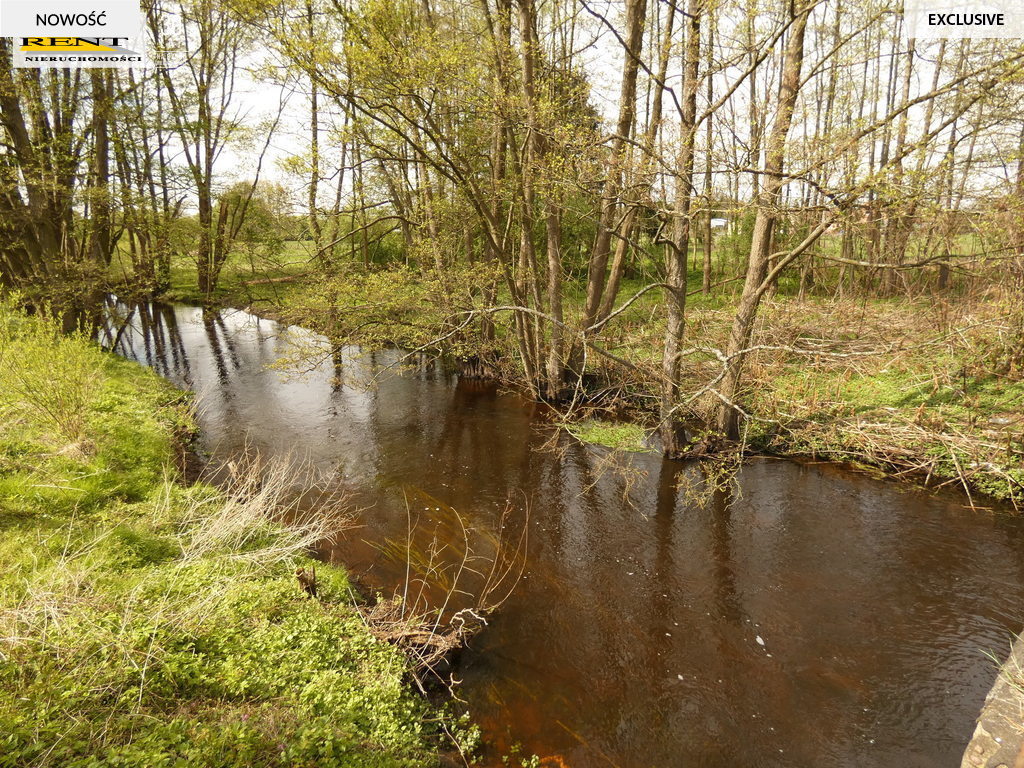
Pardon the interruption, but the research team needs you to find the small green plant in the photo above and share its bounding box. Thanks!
[502,743,542,768]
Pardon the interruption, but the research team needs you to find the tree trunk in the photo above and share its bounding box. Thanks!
[582,0,647,330]
[716,1,810,440]
[701,12,714,295]
[307,0,322,250]
[660,0,701,455]
[88,70,112,269]
[596,0,675,323]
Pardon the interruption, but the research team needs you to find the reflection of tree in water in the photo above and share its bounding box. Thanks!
[705,466,741,627]
[330,347,344,392]
[652,457,684,619]
[214,312,242,369]
[160,304,191,378]
[201,308,233,383]
[96,296,135,352]
[101,299,192,383]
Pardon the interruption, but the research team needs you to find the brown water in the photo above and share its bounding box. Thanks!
[109,301,1024,768]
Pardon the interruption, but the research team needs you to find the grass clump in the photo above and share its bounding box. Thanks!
[565,419,652,453]
[0,300,454,767]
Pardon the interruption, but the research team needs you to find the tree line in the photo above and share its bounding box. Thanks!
[2,0,1024,451]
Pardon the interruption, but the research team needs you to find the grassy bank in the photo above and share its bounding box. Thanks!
[0,303,460,767]
[740,297,1024,506]
[578,293,1024,505]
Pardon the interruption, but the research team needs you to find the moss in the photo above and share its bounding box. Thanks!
[0,301,452,768]
[565,419,652,453]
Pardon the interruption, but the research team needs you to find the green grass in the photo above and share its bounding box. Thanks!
[163,241,315,308]
[565,419,653,453]
[0,301,458,767]
[108,240,316,308]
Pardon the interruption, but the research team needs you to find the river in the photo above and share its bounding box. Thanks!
[108,300,1024,768]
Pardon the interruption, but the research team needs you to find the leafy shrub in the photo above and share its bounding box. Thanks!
[0,306,101,443]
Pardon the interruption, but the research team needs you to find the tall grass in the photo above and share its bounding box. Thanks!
[0,302,101,445]
[177,451,350,562]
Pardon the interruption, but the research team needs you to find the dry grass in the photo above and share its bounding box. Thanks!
[738,293,1024,506]
[1,452,354,657]
[178,451,352,563]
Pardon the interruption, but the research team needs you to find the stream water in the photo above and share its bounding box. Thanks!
[109,300,1024,768]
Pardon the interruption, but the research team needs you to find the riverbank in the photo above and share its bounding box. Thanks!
[961,632,1024,767]
[738,297,1024,507]
[159,257,1024,508]
[0,303,465,767]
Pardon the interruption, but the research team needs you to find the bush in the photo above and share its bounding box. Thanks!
[0,307,101,444]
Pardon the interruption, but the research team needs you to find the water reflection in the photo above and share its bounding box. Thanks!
[109,300,1024,768]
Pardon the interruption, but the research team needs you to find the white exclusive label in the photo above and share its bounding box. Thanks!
[906,0,1024,38]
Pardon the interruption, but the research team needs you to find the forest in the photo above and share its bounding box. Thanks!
[3,0,1024,493]
[3,0,1024,766]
